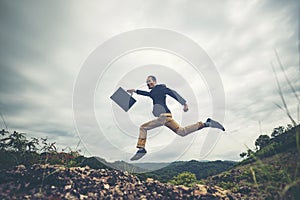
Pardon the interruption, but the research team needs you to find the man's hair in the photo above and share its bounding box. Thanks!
[148,75,157,82]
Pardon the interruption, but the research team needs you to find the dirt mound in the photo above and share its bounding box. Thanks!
[0,164,241,199]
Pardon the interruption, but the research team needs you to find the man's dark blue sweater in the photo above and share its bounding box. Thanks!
[136,84,186,117]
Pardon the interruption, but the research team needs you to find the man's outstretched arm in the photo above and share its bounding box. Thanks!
[127,89,150,96]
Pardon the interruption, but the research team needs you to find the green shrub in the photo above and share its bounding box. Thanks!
[0,129,82,169]
[168,171,197,187]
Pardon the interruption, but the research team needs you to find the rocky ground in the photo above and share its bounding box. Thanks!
[0,164,242,199]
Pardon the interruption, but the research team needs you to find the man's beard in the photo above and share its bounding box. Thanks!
[147,84,152,89]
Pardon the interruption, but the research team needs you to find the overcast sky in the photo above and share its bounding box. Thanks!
[0,0,299,164]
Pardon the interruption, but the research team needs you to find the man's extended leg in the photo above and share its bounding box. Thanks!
[164,116,225,136]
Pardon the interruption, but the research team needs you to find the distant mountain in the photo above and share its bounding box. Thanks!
[76,156,146,173]
[74,155,237,183]
[131,162,171,171]
[76,156,111,170]
[136,160,237,182]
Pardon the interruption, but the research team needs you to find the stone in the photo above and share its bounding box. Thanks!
[80,194,88,200]
[64,184,72,190]
[103,183,110,190]
[180,185,190,191]
[146,178,154,183]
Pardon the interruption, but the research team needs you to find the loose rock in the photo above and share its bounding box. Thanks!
[0,164,242,199]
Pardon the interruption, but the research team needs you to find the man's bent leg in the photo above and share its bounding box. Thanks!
[165,116,205,137]
[137,115,167,148]
[176,122,205,136]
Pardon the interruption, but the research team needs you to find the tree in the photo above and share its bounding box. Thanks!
[255,135,271,150]
[286,124,293,131]
[240,152,247,158]
[271,126,285,138]
[169,171,197,187]
[246,149,254,157]
[0,130,39,152]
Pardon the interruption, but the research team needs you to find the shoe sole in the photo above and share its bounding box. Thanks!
[207,118,225,131]
[130,152,147,161]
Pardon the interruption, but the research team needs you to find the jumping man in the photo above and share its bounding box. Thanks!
[127,75,225,160]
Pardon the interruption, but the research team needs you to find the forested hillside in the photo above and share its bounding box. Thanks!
[136,160,236,183]
[203,125,300,199]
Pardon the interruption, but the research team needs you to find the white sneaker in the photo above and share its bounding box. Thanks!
[205,118,225,131]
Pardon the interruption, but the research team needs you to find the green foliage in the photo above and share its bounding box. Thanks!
[203,153,299,198]
[255,134,271,150]
[0,130,39,152]
[217,181,241,192]
[40,137,57,154]
[0,129,83,169]
[217,124,300,199]
[271,126,286,138]
[168,171,197,187]
[240,152,247,158]
[240,124,299,161]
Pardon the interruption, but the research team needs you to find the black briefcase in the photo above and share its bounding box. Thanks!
[110,87,136,112]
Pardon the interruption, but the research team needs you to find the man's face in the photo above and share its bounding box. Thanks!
[146,77,156,89]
